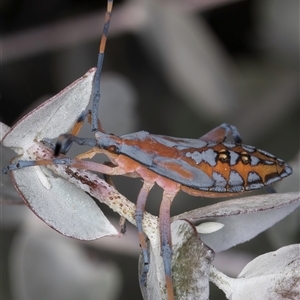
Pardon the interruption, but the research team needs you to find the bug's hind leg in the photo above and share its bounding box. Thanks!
[159,190,177,300]
[135,181,155,286]
[200,123,242,143]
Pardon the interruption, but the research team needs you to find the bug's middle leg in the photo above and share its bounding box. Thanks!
[159,189,178,300]
[135,181,155,286]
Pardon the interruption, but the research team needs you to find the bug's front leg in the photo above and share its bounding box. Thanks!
[200,123,242,143]
[91,0,114,132]
[54,134,98,157]
[54,109,91,155]
[2,157,128,177]
[55,109,106,156]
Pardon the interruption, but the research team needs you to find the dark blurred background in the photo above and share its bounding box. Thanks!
[1,0,299,299]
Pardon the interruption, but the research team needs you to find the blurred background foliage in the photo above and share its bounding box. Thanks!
[1,0,299,299]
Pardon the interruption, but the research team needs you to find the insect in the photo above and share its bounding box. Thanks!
[2,1,293,299]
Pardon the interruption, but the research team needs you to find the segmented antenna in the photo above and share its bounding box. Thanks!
[91,0,114,132]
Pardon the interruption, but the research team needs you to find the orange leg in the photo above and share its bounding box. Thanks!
[136,181,155,286]
[159,190,178,300]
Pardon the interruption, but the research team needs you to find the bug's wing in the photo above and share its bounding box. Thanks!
[149,156,215,190]
[152,134,209,149]
[2,69,118,240]
[121,131,209,150]
[120,133,215,190]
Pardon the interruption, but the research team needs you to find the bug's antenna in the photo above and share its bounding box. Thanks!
[91,0,114,132]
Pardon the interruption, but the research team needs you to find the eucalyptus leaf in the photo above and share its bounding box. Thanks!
[140,220,214,300]
[211,244,300,300]
[173,192,300,252]
[1,68,119,240]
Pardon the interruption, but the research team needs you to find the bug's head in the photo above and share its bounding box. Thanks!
[95,131,121,154]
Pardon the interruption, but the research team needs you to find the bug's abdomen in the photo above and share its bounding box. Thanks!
[182,143,292,193]
[119,133,292,193]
